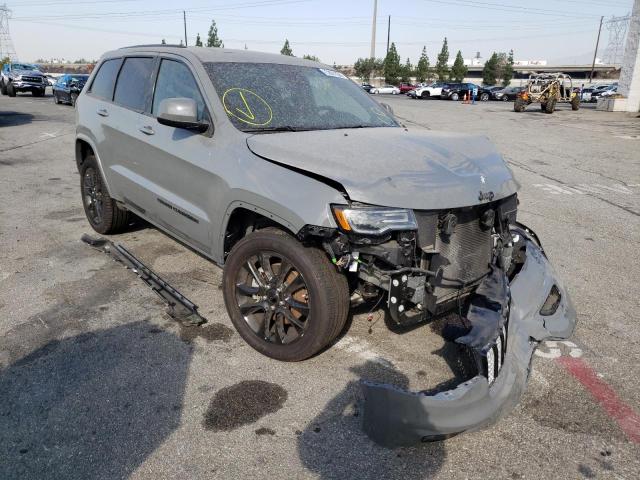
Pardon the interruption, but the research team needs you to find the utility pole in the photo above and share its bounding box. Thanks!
[386,15,391,55]
[183,11,188,47]
[370,0,377,59]
[589,16,604,83]
[0,4,17,60]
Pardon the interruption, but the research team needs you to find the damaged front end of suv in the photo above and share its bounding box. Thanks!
[302,193,576,446]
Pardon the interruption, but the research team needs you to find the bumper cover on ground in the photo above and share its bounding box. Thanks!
[361,226,576,446]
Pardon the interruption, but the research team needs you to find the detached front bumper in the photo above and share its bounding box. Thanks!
[361,225,576,446]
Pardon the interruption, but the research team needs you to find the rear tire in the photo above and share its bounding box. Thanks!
[571,95,580,111]
[53,92,60,104]
[71,92,78,106]
[80,154,130,234]
[480,92,489,102]
[223,229,349,361]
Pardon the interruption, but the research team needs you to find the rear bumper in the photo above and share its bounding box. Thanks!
[361,225,576,446]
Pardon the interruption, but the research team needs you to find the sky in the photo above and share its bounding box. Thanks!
[5,0,635,65]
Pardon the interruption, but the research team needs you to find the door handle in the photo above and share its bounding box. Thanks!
[138,125,155,136]
[96,108,109,117]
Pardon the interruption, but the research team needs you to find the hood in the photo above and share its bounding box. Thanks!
[246,127,519,210]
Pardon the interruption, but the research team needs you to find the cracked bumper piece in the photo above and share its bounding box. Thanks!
[361,226,576,447]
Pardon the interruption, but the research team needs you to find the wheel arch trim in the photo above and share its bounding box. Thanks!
[75,135,114,194]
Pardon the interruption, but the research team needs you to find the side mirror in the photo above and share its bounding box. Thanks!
[380,102,394,115]
[157,97,209,133]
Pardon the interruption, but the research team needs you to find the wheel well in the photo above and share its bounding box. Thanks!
[75,139,94,171]
[223,207,294,258]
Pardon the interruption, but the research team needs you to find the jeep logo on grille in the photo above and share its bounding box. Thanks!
[478,190,494,202]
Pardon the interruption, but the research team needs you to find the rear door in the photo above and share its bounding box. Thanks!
[129,56,215,253]
[100,56,159,219]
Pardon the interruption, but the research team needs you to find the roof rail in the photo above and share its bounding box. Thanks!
[119,44,186,49]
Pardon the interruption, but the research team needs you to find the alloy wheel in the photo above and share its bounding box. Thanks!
[234,252,310,345]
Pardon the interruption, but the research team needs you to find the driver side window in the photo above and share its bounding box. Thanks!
[152,59,206,121]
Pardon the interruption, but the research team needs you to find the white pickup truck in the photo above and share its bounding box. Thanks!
[409,82,446,99]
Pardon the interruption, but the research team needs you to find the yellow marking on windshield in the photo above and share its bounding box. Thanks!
[235,90,256,120]
[222,88,273,126]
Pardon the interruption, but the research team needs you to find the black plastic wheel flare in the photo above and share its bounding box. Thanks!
[83,167,103,225]
[235,251,310,345]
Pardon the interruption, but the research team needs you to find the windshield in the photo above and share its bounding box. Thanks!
[204,62,399,132]
[13,63,37,71]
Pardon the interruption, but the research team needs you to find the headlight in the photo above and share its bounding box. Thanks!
[331,205,417,235]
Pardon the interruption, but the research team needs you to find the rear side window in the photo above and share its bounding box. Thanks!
[152,59,206,120]
[90,59,121,100]
[113,57,154,111]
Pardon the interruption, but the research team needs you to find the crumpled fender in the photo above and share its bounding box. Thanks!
[361,225,577,447]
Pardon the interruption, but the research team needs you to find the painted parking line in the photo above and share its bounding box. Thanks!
[557,356,640,444]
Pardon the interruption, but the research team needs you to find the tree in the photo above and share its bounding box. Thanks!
[501,49,514,87]
[482,52,499,85]
[383,42,401,84]
[435,37,449,81]
[1,56,10,70]
[195,33,203,47]
[450,50,467,82]
[207,19,224,48]
[401,57,413,82]
[303,54,320,62]
[280,39,294,56]
[354,57,383,82]
[161,39,166,45]
[415,46,430,83]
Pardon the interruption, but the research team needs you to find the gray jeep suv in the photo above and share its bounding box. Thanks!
[75,45,575,444]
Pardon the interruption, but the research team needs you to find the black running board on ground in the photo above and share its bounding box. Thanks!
[81,234,207,326]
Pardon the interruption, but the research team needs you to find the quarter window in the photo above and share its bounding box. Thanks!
[89,59,121,100]
[113,57,154,111]
[152,59,206,120]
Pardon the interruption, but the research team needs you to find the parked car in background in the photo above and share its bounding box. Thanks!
[580,87,594,102]
[53,74,89,106]
[0,62,47,97]
[45,74,58,87]
[410,82,445,99]
[590,84,617,101]
[480,86,502,101]
[441,83,485,101]
[493,86,524,101]
[361,83,374,93]
[398,82,416,94]
[370,84,400,94]
[599,85,618,98]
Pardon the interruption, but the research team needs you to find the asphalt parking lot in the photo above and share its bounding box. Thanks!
[1,91,639,480]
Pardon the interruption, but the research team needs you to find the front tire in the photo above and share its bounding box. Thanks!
[71,92,78,106]
[421,91,430,99]
[223,229,349,361]
[53,92,60,104]
[7,83,16,97]
[80,154,130,234]
[514,97,526,112]
[451,92,459,101]
[0,80,6,95]
[545,98,556,114]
